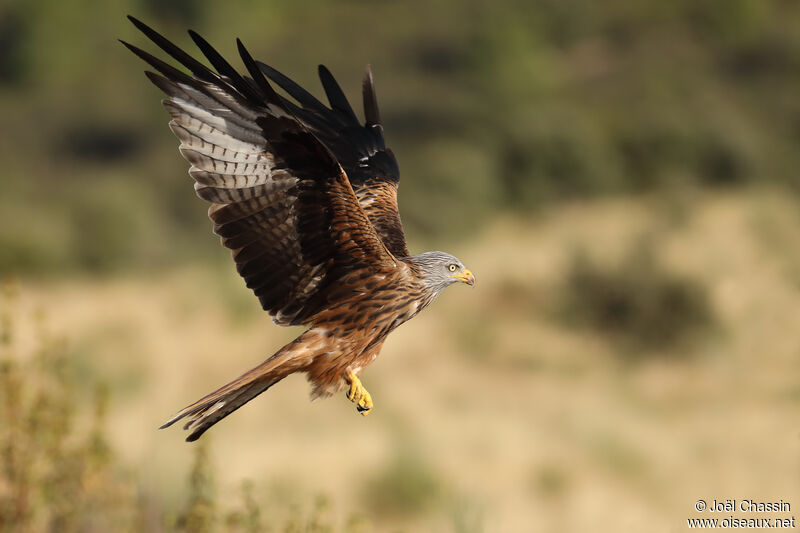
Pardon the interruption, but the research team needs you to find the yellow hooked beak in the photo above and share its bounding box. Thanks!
[453,269,476,287]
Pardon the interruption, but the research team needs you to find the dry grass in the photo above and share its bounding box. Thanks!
[2,190,799,532]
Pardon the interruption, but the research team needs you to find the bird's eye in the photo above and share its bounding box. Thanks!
[448,264,457,272]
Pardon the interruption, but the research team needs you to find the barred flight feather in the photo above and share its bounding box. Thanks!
[125,16,472,442]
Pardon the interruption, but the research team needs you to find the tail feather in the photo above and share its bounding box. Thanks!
[161,341,308,441]
[162,329,324,441]
[159,367,281,431]
[161,367,285,441]
[181,378,281,441]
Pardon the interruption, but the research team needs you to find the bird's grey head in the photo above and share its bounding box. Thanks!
[412,251,476,296]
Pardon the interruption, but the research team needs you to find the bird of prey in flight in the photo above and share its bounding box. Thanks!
[122,16,475,441]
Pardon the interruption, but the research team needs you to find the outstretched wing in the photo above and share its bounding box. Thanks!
[122,16,396,326]
[257,62,410,258]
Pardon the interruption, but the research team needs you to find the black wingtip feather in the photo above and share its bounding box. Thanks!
[127,15,219,85]
[144,70,181,97]
[121,39,197,87]
[236,38,280,103]
[257,61,329,113]
[318,65,359,123]
[188,30,262,103]
[362,64,381,127]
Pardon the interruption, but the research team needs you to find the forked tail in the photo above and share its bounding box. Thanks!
[161,334,313,442]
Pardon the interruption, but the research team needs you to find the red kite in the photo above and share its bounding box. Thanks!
[123,17,475,441]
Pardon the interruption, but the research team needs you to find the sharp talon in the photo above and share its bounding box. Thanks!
[357,389,373,415]
[346,372,373,415]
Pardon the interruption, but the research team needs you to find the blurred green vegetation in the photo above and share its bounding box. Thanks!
[0,283,368,533]
[364,447,440,517]
[0,283,136,532]
[560,238,715,353]
[1,0,799,275]
[1,4,796,529]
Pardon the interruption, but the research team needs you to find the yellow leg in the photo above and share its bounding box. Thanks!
[346,372,374,416]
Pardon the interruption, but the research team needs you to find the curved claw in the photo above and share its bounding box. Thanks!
[357,390,373,415]
[346,372,374,416]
